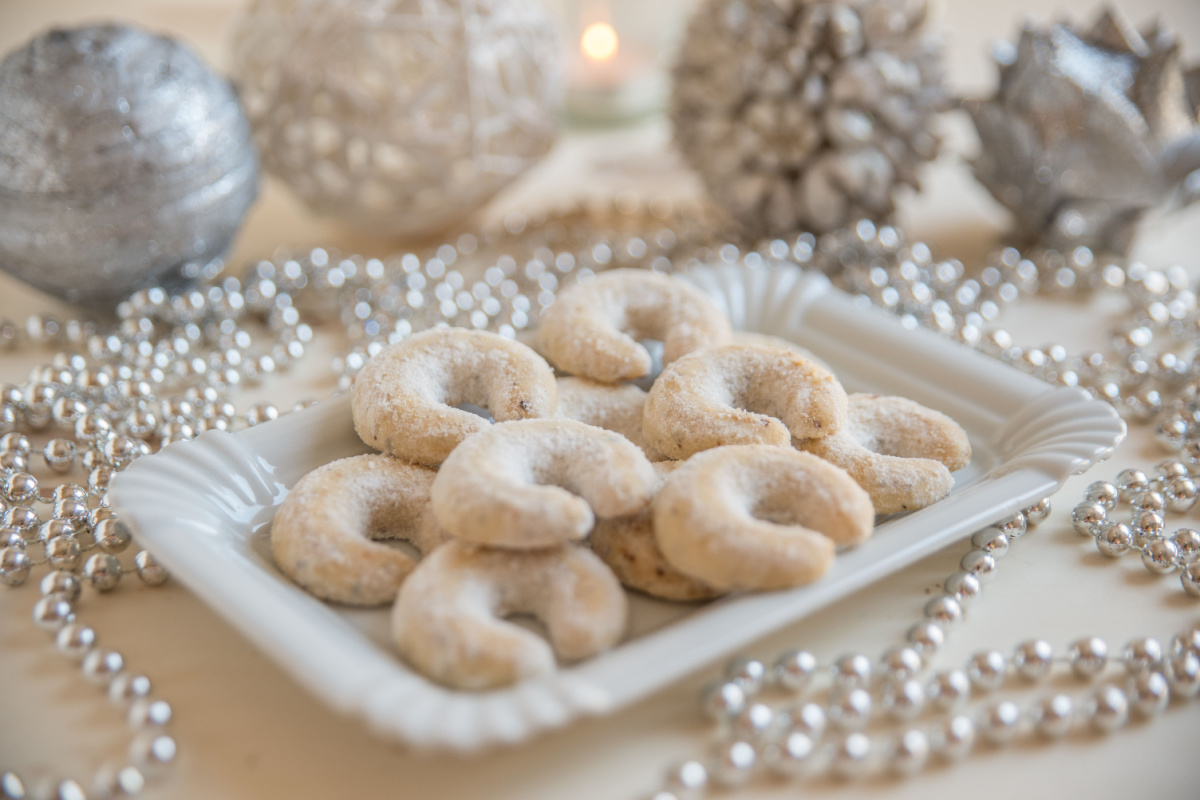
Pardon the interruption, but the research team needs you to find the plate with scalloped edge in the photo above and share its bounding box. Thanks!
[109,263,1126,752]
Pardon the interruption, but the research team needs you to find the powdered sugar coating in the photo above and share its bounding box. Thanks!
[431,418,658,549]
[554,376,666,461]
[392,540,627,690]
[590,461,722,601]
[731,331,832,373]
[271,454,449,605]
[351,328,556,467]
[653,445,875,591]
[643,343,848,460]
[798,393,972,514]
[538,268,732,383]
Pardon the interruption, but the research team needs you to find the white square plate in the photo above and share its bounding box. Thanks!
[109,264,1125,751]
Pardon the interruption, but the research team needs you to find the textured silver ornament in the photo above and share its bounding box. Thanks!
[966,7,1200,255]
[0,25,259,302]
[230,0,562,237]
[671,0,946,238]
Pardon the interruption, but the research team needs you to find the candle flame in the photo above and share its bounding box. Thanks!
[581,22,618,62]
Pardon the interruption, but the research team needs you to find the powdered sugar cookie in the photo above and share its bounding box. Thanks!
[654,445,874,591]
[431,418,658,549]
[590,461,723,601]
[392,540,627,690]
[271,454,449,605]
[798,394,971,514]
[351,328,556,467]
[554,376,665,461]
[538,268,732,383]
[643,344,848,460]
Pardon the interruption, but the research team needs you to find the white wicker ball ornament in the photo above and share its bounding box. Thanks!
[230,0,562,237]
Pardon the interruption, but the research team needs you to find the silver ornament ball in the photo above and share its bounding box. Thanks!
[0,25,258,302]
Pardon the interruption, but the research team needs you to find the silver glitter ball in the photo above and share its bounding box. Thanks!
[0,25,258,302]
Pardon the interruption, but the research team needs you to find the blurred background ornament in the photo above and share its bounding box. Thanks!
[230,0,563,239]
[671,0,946,239]
[0,25,259,304]
[965,6,1200,256]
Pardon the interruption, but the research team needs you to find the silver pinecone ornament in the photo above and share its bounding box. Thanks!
[966,7,1200,255]
[671,0,945,238]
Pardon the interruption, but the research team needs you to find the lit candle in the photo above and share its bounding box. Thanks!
[564,1,669,123]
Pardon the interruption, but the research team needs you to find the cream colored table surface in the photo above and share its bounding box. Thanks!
[3,0,1200,798]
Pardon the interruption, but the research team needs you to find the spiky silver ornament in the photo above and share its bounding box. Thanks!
[966,7,1200,255]
[671,0,945,238]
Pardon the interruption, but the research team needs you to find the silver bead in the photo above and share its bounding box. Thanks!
[730,702,776,743]
[0,450,29,473]
[108,673,152,706]
[725,657,767,695]
[3,505,38,537]
[245,402,279,427]
[828,687,872,730]
[831,733,871,780]
[943,571,982,605]
[128,697,172,729]
[1071,502,1107,537]
[1183,562,1200,596]
[0,432,30,455]
[90,764,145,799]
[40,570,81,602]
[1032,694,1074,738]
[1142,538,1179,574]
[924,596,963,625]
[700,681,746,721]
[890,729,929,776]
[906,621,945,655]
[95,518,132,554]
[0,771,24,799]
[1129,510,1164,548]
[45,535,81,571]
[0,546,31,586]
[981,699,1022,744]
[51,483,88,505]
[1128,671,1170,717]
[1013,639,1054,680]
[1165,476,1199,512]
[133,551,168,586]
[1169,630,1200,659]
[55,623,96,660]
[960,550,997,583]
[1156,459,1192,481]
[1069,637,1109,678]
[129,733,176,774]
[970,527,1009,557]
[1022,497,1052,525]
[880,678,925,721]
[82,649,124,684]
[932,714,975,761]
[1166,652,1200,698]
[967,650,1008,692]
[3,472,38,504]
[1122,637,1164,674]
[771,649,817,691]
[831,653,872,688]
[1083,481,1119,510]
[928,669,971,712]
[1130,489,1165,515]
[767,732,818,778]
[879,646,923,680]
[995,511,1027,539]
[706,740,756,788]
[1115,468,1150,500]
[1170,528,1200,563]
[84,553,123,591]
[32,595,75,631]
[38,519,74,543]
[41,438,76,473]
[1097,521,1134,557]
[662,760,707,800]
[1087,685,1129,732]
